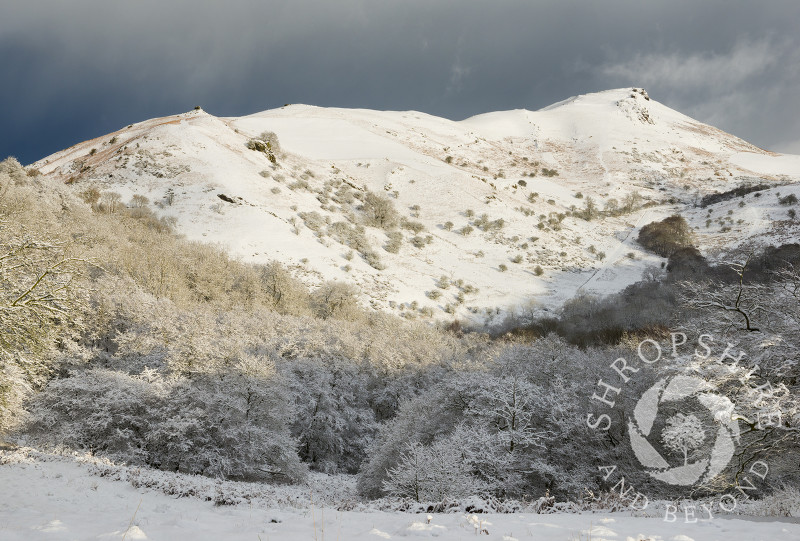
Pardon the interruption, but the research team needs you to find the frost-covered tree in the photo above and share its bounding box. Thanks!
[359,339,609,500]
[23,361,307,482]
[101,191,123,213]
[281,356,376,473]
[383,435,482,502]
[0,183,87,430]
[383,441,429,501]
[469,374,546,453]
[357,388,455,499]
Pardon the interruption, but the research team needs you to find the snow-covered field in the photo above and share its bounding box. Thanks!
[2,450,798,541]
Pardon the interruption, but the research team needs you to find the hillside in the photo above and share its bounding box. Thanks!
[4,89,800,534]
[32,88,800,323]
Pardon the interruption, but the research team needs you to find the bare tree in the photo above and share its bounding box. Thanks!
[680,257,765,332]
[102,191,123,214]
[130,194,150,208]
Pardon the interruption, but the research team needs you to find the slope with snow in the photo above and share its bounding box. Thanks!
[32,88,800,323]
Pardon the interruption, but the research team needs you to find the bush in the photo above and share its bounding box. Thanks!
[575,197,599,221]
[289,179,310,191]
[623,191,645,211]
[130,194,149,208]
[328,221,381,268]
[384,231,403,253]
[779,194,798,206]
[400,217,425,234]
[473,214,505,232]
[409,236,427,249]
[79,187,101,205]
[363,250,386,270]
[311,281,361,320]
[246,132,280,164]
[298,211,326,233]
[249,131,281,153]
[637,215,694,257]
[361,192,399,229]
[663,247,710,281]
[700,183,769,207]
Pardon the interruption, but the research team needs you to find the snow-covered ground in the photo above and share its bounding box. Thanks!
[2,450,798,541]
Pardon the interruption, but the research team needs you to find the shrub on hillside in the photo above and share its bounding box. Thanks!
[400,217,425,234]
[637,215,694,257]
[700,183,770,207]
[245,131,280,164]
[383,231,403,254]
[665,247,711,280]
[361,192,399,229]
[311,281,361,320]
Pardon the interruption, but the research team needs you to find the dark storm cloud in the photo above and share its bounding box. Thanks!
[2,0,799,164]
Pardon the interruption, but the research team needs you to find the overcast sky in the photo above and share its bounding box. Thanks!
[2,1,799,164]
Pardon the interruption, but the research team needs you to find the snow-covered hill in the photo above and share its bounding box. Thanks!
[33,88,800,322]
